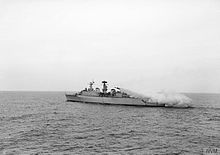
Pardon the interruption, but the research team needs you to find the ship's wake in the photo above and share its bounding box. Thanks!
[119,88,193,108]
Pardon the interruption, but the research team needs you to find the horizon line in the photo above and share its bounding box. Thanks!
[0,90,219,94]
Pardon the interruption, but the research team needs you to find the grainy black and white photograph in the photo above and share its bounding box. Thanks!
[0,0,220,154]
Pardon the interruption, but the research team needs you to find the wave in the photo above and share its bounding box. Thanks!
[119,88,193,108]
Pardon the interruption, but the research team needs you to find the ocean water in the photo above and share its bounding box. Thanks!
[0,92,219,155]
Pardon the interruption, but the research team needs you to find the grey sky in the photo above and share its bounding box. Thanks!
[0,0,220,93]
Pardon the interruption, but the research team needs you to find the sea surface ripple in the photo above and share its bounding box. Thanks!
[0,92,220,155]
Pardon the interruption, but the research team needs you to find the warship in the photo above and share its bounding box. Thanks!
[65,81,165,107]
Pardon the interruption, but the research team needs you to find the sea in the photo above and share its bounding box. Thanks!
[0,91,219,155]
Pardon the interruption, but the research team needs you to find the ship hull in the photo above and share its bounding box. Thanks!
[65,94,165,107]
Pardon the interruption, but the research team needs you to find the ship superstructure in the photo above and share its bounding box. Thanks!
[65,81,165,107]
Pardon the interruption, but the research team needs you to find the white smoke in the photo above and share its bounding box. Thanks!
[147,91,193,108]
[119,88,193,108]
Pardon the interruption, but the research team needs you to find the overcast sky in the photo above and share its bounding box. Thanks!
[0,0,220,93]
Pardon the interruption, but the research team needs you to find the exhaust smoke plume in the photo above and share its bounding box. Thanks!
[119,88,192,108]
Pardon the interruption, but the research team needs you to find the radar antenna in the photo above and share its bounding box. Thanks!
[102,81,108,93]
